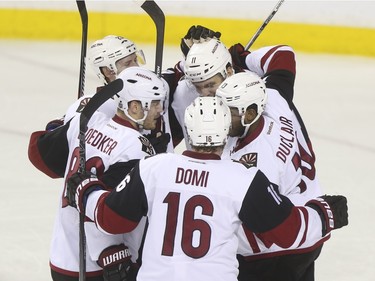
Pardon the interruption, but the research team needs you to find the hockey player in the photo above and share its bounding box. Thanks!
[171,38,234,149]
[217,71,322,205]
[71,35,173,154]
[172,26,332,280]
[64,35,145,120]
[29,35,172,180]
[65,96,348,281]
[224,40,328,281]
[49,66,168,281]
[46,35,145,130]
[216,72,326,281]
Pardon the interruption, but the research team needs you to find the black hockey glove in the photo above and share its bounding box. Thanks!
[180,25,221,57]
[66,171,105,213]
[229,43,250,70]
[45,116,64,131]
[98,244,134,281]
[306,195,348,236]
[144,132,171,154]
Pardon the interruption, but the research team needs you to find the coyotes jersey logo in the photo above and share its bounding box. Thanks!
[238,153,258,168]
[138,135,155,155]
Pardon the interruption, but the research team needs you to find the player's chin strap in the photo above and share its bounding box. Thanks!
[121,99,166,130]
[122,108,148,129]
[240,113,261,139]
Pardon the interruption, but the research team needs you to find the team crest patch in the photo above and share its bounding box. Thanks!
[139,135,155,155]
[238,153,258,168]
[76,97,91,113]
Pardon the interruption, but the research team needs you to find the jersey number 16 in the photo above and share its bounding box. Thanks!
[162,192,213,259]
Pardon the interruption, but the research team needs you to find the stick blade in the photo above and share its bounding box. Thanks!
[78,79,124,173]
[76,0,88,98]
[80,79,124,123]
[140,0,165,77]
[76,0,88,22]
[141,0,165,22]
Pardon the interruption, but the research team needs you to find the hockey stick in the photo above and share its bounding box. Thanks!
[139,0,166,134]
[75,1,88,280]
[76,0,88,99]
[76,79,123,281]
[245,0,285,50]
[140,0,165,78]
[78,79,124,174]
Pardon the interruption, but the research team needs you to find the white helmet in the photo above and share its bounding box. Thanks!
[87,35,145,84]
[184,96,231,147]
[116,66,167,126]
[184,39,232,83]
[216,72,267,137]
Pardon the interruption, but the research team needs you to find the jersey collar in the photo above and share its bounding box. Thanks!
[233,115,265,152]
[112,114,138,131]
[182,150,221,160]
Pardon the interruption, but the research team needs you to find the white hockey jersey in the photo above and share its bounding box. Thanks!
[84,151,325,281]
[171,78,200,150]
[245,45,322,205]
[65,87,175,153]
[64,94,117,123]
[171,44,325,259]
[222,113,327,258]
[49,111,153,276]
[222,114,303,202]
[228,45,325,259]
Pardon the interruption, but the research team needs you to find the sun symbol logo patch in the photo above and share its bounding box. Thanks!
[239,153,258,168]
[76,97,91,113]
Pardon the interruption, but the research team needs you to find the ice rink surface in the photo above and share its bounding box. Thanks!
[0,40,374,280]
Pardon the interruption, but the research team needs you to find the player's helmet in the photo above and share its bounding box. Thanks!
[185,96,231,147]
[87,35,145,84]
[216,72,267,136]
[116,66,167,126]
[184,39,232,83]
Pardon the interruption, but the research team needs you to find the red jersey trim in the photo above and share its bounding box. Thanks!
[234,116,265,152]
[50,262,102,277]
[28,130,60,179]
[96,192,139,234]
[242,234,330,261]
[112,115,138,131]
[182,150,221,160]
[261,45,296,75]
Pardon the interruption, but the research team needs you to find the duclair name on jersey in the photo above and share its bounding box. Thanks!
[277,116,295,163]
[85,128,118,155]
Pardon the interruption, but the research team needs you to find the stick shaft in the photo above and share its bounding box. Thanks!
[77,78,123,281]
[245,0,285,50]
[76,2,88,280]
[140,0,165,77]
[77,0,88,98]
[140,0,166,133]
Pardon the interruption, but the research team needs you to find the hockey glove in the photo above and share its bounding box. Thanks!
[45,116,64,131]
[66,171,105,213]
[229,43,250,70]
[98,244,133,281]
[306,195,348,236]
[144,132,171,154]
[180,25,221,57]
